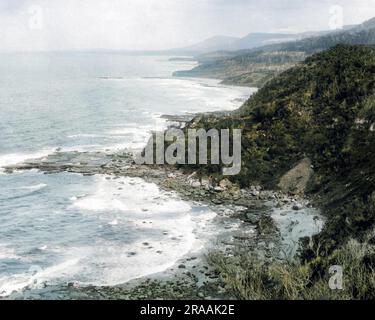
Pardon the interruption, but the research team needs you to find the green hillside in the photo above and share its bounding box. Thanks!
[174,50,306,87]
[184,46,375,298]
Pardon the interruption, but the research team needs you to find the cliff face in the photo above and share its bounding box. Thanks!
[189,45,375,251]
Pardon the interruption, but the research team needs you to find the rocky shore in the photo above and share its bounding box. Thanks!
[4,148,323,300]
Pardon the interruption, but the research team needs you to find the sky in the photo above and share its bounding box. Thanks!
[0,0,375,51]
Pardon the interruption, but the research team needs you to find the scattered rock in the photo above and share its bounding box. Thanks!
[250,189,260,197]
[245,213,260,224]
[212,198,223,204]
[213,186,224,192]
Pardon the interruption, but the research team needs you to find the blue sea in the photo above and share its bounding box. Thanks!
[0,52,252,297]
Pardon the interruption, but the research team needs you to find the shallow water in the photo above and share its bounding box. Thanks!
[0,53,253,297]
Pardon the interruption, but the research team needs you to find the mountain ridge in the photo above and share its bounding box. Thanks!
[174,16,375,88]
[173,31,326,54]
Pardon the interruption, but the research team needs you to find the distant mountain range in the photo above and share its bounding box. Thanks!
[173,33,303,53]
[171,27,356,54]
[173,32,321,54]
[254,17,375,54]
[173,16,375,88]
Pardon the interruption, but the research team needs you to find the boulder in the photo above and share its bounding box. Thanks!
[219,179,233,190]
[251,190,260,197]
[278,158,314,195]
[190,180,201,188]
[213,186,224,192]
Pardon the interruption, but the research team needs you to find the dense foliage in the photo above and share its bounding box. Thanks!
[189,45,375,254]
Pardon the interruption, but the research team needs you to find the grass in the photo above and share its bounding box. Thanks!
[207,229,375,300]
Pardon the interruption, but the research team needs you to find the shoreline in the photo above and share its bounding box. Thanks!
[0,72,322,300]
[3,149,324,300]
[0,73,253,299]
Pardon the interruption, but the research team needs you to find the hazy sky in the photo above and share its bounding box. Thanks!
[0,0,375,51]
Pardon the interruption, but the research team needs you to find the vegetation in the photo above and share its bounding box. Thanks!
[174,50,306,87]
[184,45,375,299]
[208,233,375,300]
[175,19,375,88]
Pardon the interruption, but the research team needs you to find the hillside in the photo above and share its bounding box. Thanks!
[187,44,375,258]
[173,35,239,53]
[232,32,302,50]
[182,44,375,298]
[174,18,375,88]
[174,50,307,87]
[173,32,314,54]
[260,25,375,54]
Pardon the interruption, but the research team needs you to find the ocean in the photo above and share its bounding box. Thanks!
[0,52,252,297]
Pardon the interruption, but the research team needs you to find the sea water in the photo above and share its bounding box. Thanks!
[0,52,253,297]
